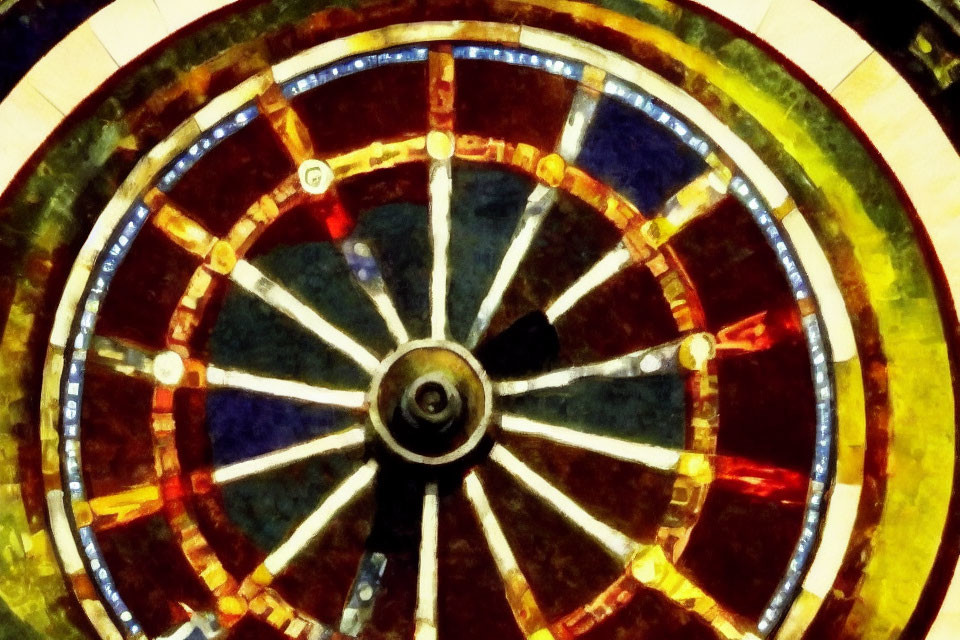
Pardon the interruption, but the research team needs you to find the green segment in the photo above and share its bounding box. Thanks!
[222,457,357,551]
[448,163,536,342]
[500,376,687,449]
[209,243,384,388]
[352,202,431,340]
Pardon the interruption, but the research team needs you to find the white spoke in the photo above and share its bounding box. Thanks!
[88,337,187,387]
[499,414,681,471]
[262,460,377,578]
[490,444,637,564]
[339,550,388,636]
[463,470,554,640]
[211,427,366,485]
[463,472,522,591]
[206,366,366,409]
[495,333,714,396]
[88,336,157,378]
[230,259,381,373]
[155,607,221,640]
[465,185,556,349]
[342,239,409,344]
[415,483,440,640]
[555,86,601,163]
[544,242,633,324]
[465,87,600,349]
[428,155,453,340]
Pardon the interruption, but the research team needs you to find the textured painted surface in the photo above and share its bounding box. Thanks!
[0,1,955,638]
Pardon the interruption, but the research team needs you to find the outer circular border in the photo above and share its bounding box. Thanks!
[1,1,956,639]
[39,23,837,640]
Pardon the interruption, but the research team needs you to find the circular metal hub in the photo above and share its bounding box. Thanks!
[369,340,493,465]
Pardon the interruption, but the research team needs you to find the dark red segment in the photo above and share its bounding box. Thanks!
[487,191,621,339]
[245,202,337,259]
[579,588,720,640]
[173,388,213,473]
[482,462,624,620]
[336,162,429,212]
[95,223,201,351]
[437,491,526,640]
[291,62,429,157]
[227,615,291,640]
[553,262,681,366]
[97,515,212,638]
[670,196,802,334]
[716,340,817,473]
[168,117,295,237]
[681,486,805,619]
[79,369,156,497]
[188,489,265,580]
[271,494,372,626]
[455,59,577,151]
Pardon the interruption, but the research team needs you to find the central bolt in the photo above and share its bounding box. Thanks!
[400,373,462,432]
[416,381,448,415]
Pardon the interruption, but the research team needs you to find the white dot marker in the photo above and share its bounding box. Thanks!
[153,350,185,386]
[298,159,334,195]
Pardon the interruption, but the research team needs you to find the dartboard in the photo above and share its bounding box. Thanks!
[1,2,958,640]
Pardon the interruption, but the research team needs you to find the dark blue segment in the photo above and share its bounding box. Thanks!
[577,96,705,213]
[205,389,356,466]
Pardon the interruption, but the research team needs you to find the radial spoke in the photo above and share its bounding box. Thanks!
[88,337,190,387]
[155,607,223,640]
[258,83,315,165]
[543,167,730,325]
[427,46,456,341]
[465,86,600,349]
[342,238,410,344]
[250,460,377,586]
[206,365,366,409]
[211,427,366,485]
[544,241,633,324]
[339,550,388,636]
[489,444,637,563]
[495,333,715,396]
[147,192,219,259]
[428,144,453,340]
[463,471,554,640]
[230,259,381,373]
[414,483,440,640]
[555,86,602,163]
[87,336,156,378]
[500,414,808,506]
[83,484,164,531]
[490,448,757,638]
[465,185,557,348]
[629,543,759,639]
[499,414,682,471]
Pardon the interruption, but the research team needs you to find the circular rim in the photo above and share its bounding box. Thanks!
[24,11,916,640]
[39,30,833,639]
